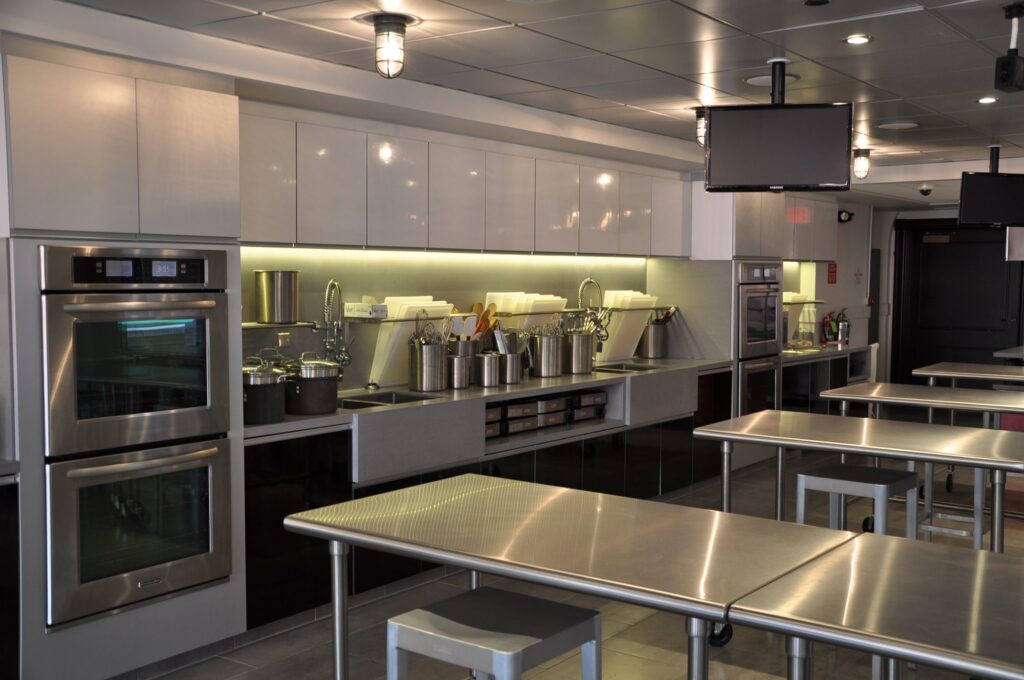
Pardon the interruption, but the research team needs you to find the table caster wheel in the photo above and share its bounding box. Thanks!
[709,623,733,647]
[945,473,954,493]
[862,516,875,533]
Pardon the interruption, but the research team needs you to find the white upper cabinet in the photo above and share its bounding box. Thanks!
[7,56,139,234]
[485,152,535,252]
[428,143,484,250]
[733,193,762,257]
[811,198,838,261]
[789,195,815,261]
[618,173,652,256]
[579,167,619,254]
[137,80,240,238]
[367,134,428,248]
[240,114,295,244]
[760,191,791,259]
[297,123,366,246]
[534,159,579,253]
[650,178,689,258]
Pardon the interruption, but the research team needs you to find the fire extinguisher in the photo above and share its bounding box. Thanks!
[822,312,838,343]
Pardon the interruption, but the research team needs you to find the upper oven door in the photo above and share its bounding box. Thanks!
[738,284,782,360]
[42,292,230,457]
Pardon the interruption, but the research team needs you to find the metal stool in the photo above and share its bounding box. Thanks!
[796,464,918,538]
[386,586,602,680]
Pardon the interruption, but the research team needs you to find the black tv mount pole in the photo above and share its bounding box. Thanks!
[990,144,1001,172]
[768,57,790,105]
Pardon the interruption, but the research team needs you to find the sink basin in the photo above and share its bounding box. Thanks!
[339,399,384,410]
[594,363,659,374]
[353,391,441,405]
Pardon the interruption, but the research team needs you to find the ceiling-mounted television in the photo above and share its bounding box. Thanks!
[704,103,853,192]
[959,172,1024,226]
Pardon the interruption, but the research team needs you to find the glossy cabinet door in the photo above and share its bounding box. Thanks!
[368,134,428,248]
[297,123,366,246]
[618,172,652,256]
[534,159,579,253]
[789,195,815,261]
[650,178,688,257]
[760,191,791,259]
[812,199,838,261]
[579,167,619,254]
[7,56,139,233]
[485,152,535,252]
[733,193,762,257]
[240,114,296,243]
[137,80,240,238]
[428,143,484,250]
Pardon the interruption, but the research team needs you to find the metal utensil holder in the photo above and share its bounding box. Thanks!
[409,342,449,391]
[476,352,501,387]
[565,332,595,374]
[530,334,564,377]
[638,323,666,359]
[449,355,472,389]
[501,353,522,384]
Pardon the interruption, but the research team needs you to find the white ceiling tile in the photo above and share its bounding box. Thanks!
[570,76,708,105]
[439,0,661,23]
[818,41,994,83]
[497,89,620,114]
[217,0,330,10]
[64,0,251,27]
[194,14,369,55]
[676,0,924,35]
[420,69,549,96]
[689,60,863,98]
[982,34,1017,52]
[577,106,692,138]
[616,35,797,78]
[758,10,965,60]
[759,82,899,105]
[525,1,739,54]
[909,90,1021,114]
[870,66,994,98]
[932,0,1012,39]
[851,99,934,120]
[946,105,1024,134]
[495,54,667,89]
[408,27,595,68]
[271,0,506,40]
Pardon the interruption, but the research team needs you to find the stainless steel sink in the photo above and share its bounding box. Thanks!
[360,391,441,404]
[594,363,659,374]
[338,399,383,410]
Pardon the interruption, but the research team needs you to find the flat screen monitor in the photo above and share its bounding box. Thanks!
[958,172,1024,226]
[704,103,853,192]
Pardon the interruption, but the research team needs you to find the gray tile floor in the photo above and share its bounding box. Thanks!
[152,452,1023,680]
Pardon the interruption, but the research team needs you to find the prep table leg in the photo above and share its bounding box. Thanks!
[992,469,1006,553]
[786,636,811,680]
[721,441,733,513]
[330,541,350,680]
[886,658,903,680]
[686,617,710,680]
[838,400,850,530]
[775,446,786,521]
[973,467,986,551]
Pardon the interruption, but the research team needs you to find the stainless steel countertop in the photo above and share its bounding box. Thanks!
[913,362,1024,383]
[693,410,1024,472]
[821,381,1024,413]
[285,474,854,621]
[730,533,1024,680]
[782,343,871,365]
[245,357,728,440]
[994,346,1024,359]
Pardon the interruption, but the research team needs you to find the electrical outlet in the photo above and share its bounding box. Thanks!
[277,332,291,348]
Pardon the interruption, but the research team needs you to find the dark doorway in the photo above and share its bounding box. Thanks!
[892,219,1023,384]
[868,248,881,345]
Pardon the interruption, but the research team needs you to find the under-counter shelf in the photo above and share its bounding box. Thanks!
[485,418,625,456]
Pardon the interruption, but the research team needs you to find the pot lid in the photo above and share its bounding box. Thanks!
[287,353,341,378]
[242,363,288,385]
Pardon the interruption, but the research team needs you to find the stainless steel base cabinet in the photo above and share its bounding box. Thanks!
[1,482,18,680]
[582,434,626,495]
[536,441,584,489]
[661,417,696,493]
[482,452,535,482]
[624,425,661,499]
[694,372,731,483]
[244,432,351,629]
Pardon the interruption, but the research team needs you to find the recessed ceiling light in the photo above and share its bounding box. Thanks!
[978,96,999,104]
[843,34,873,45]
[743,73,800,87]
[877,121,919,130]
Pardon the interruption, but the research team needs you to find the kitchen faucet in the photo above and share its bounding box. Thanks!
[577,277,603,310]
[320,278,352,367]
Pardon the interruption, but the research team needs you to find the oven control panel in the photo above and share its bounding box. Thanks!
[738,261,781,284]
[72,256,205,285]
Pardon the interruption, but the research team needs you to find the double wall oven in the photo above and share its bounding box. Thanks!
[41,245,232,626]
[736,261,782,416]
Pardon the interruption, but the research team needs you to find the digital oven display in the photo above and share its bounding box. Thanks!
[152,260,177,278]
[105,259,133,278]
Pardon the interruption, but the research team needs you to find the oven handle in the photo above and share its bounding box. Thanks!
[62,300,217,313]
[65,447,218,479]
[741,359,779,374]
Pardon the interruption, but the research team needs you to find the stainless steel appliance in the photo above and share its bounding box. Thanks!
[254,270,298,324]
[738,357,780,415]
[737,261,782,360]
[41,246,230,458]
[40,245,232,626]
[46,438,230,626]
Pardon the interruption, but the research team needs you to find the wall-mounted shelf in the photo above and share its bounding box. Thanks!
[782,300,823,306]
[242,321,317,329]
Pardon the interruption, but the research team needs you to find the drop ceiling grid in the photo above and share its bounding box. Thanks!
[58,0,1024,156]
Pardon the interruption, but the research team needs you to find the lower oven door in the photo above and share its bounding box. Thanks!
[738,285,782,360]
[738,357,780,415]
[46,438,231,626]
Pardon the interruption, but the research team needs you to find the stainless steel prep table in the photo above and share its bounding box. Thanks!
[284,474,856,680]
[821,381,1024,547]
[913,362,1024,384]
[730,532,1024,680]
[994,346,1024,360]
[692,410,1024,552]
